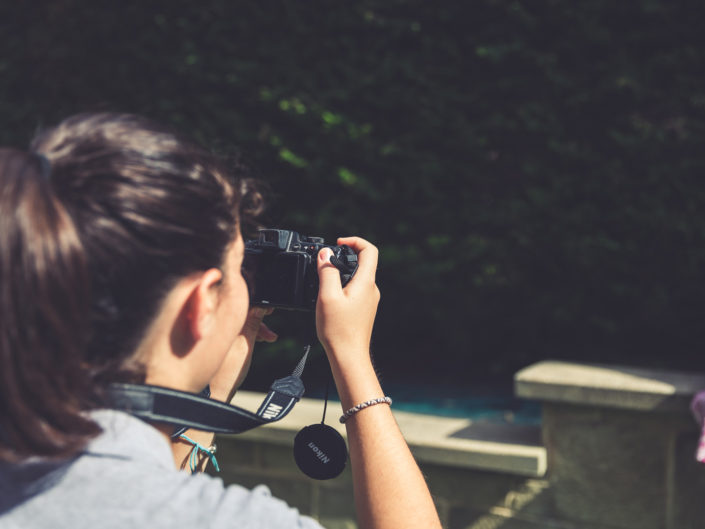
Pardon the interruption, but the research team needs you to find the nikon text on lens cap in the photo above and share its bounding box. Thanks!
[293,423,347,480]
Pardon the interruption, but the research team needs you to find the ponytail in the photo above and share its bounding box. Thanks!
[0,149,100,462]
[0,112,260,462]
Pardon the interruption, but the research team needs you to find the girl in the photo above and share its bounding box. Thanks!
[0,113,441,529]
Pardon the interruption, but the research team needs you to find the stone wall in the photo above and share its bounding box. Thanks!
[214,362,705,529]
[516,361,705,529]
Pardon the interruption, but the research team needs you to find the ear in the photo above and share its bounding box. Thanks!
[184,268,223,342]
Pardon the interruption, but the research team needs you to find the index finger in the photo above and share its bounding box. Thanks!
[337,236,378,283]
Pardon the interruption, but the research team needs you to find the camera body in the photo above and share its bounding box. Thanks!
[244,229,358,311]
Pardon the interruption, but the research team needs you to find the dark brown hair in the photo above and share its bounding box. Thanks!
[0,113,261,461]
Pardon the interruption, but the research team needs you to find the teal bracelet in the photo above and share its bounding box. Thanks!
[179,434,220,473]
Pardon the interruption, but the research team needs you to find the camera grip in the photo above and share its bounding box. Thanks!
[330,245,358,286]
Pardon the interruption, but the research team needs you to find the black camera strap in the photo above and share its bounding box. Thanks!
[106,348,309,434]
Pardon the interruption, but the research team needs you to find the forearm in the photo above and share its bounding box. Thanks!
[329,354,442,529]
[168,382,228,472]
[170,308,276,472]
[171,387,223,472]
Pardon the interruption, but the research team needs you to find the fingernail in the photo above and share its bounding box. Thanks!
[319,248,333,261]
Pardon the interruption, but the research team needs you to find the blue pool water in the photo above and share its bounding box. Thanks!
[377,382,541,425]
[309,381,541,425]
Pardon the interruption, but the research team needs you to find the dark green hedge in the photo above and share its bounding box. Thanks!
[2,1,705,383]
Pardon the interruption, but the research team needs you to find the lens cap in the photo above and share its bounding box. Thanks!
[293,423,347,480]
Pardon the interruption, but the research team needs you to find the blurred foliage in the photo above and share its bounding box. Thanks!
[2,0,705,384]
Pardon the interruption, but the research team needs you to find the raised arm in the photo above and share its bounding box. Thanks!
[316,238,442,529]
[171,307,277,471]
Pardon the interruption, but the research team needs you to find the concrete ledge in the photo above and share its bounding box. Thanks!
[515,360,705,412]
[227,391,547,477]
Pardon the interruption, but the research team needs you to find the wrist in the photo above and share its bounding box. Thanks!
[172,430,218,472]
[327,355,383,410]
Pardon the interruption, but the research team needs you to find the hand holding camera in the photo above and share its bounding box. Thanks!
[244,229,358,311]
[315,236,381,370]
[243,228,379,376]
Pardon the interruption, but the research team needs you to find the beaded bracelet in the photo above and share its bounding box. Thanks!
[340,396,392,423]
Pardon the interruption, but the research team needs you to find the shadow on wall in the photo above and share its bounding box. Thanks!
[450,422,542,447]
[423,461,553,529]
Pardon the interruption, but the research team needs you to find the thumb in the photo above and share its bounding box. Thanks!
[317,248,343,299]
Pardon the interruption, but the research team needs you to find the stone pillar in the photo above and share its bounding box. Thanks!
[515,361,705,529]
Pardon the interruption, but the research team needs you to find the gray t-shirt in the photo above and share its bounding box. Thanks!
[0,410,324,529]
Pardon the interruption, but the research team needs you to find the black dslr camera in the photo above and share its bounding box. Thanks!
[244,229,358,311]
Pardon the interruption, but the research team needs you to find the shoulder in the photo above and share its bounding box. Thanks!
[4,465,323,529]
[164,473,324,529]
[70,466,323,529]
[0,410,324,529]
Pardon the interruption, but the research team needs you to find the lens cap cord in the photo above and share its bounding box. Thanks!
[293,320,348,480]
